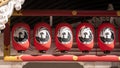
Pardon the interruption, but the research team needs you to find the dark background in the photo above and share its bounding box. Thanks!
[22,0,120,10]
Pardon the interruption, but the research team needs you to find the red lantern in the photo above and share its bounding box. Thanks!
[76,22,94,53]
[34,23,51,53]
[12,23,30,53]
[98,22,116,54]
[55,23,73,53]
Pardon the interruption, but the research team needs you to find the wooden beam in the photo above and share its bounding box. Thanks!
[4,20,10,56]
[4,55,120,62]
[12,10,120,16]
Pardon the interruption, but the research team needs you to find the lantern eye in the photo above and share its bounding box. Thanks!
[57,27,72,44]
[79,27,93,44]
[84,32,88,35]
[36,27,50,44]
[100,28,114,44]
[13,27,28,44]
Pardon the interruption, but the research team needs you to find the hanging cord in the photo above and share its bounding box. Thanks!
[107,3,119,29]
[101,16,119,29]
[41,16,46,22]
[90,16,102,29]
[50,16,53,26]
[61,16,66,23]
[81,17,89,23]
[113,17,120,29]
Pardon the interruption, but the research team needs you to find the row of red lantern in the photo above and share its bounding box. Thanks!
[76,22,116,54]
[12,22,116,54]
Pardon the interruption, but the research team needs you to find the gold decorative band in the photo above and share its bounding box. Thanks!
[72,10,77,16]
[4,56,22,62]
[12,10,23,16]
[117,11,120,16]
[73,56,78,61]
[118,57,120,61]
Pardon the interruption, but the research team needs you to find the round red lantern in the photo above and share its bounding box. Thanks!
[12,23,30,53]
[98,22,115,54]
[55,23,73,53]
[76,22,94,53]
[34,23,51,53]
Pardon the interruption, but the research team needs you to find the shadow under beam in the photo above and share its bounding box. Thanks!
[23,62,84,68]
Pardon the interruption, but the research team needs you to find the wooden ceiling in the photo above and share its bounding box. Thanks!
[22,0,120,10]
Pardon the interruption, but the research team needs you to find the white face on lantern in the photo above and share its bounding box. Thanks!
[38,30,47,39]
[13,27,28,44]
[60,29,69,39]
[36,28,50,44]
[79,27,93,44]
[102,28,112,38]
[0,0,25,30]
[81,28,91,38]
[57,27,72,44]
[100,28,114,44]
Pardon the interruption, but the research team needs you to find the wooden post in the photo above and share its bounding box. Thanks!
[4,19,10,56]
